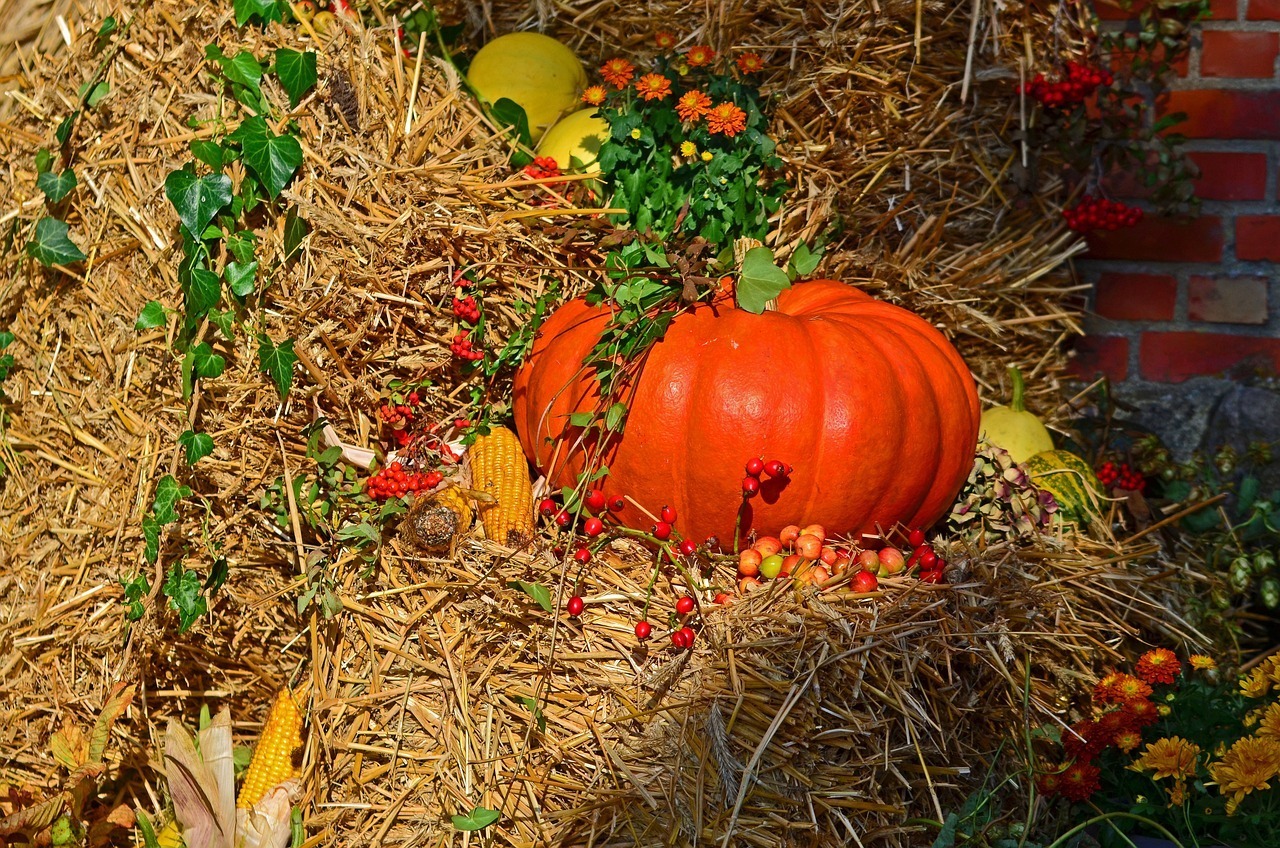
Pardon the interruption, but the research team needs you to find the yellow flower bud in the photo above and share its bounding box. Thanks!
[630,128,642,140]
[700,150,713,162]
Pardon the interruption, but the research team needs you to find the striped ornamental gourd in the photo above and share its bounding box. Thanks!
[1023,449,1105,525]
[468,426,536,548]
[237,688,304,809]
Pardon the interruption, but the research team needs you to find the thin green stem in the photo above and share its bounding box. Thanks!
[1045,812,1187,848]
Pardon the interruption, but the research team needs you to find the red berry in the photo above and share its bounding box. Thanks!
[584,489,607,512]
[408,391,420,405]
[745,457,765,477]
[712,592,730,605]
[742,476,760,497]
[678,626,696,647]
[660,505,677,524]
[763,460,786,478]
[574,547,592,564]
[653,521,672,541]
[675,596,695,615]
[608,496,626,512]
[538,498,557,516]
[920,549,938,569]
[584,517,605,537]
[919,569,943,585]
[671,630,688,648]
[634,620,652,640]
[678,539,697,556]
[567,595,584,616]
[907,529,926,548]
[554,509,572,527]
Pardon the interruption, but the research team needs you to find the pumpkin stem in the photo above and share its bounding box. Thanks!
[1007,366,1029,413]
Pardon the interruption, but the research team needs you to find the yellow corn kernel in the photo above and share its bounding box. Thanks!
[468,426,535,547]
[403,485,473,553]
[155,819,184,848]
[237,688,304,809]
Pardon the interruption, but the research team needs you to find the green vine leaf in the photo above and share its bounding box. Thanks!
[256,334,297,400]
[151,474,191,525]
[226,260,258,297]
[282,208,308,260]
[186,266,222,320]
[205,44,265,92]
[164,169,233,237]
[191,343,226,380]
[451,806,499,832]
[275,49,317,108]
[229,116,302,199]
[507,580,553,613]
[163,563,207,633]
[37,169,77,203]
[737,247,790,314]
[232,0,285,26]
[178,430,215,465]
[55,112,78,146]
[135,301,167,331]
[190,139,226,171]
[26,217,86,267]
[77,80,110,109]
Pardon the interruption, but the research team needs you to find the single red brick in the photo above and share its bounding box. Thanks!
[1140,332,1280,382]
[1160,90,1280,138]
[1248,0,1280,20]
[1070,335,1130,383]
[1085,216,1223,262]
[1212,0,1242,16]
[1188,276,1269,324]
[1237,216,1280,261]
[1188,151,1268,201]
[1093,272,1178,320]
[1201,30,1279,77]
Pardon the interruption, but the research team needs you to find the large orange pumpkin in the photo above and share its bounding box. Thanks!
[511,279,980,545]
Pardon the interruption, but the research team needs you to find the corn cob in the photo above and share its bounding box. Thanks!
[468,426,536,547]
[237,688,304,809]
[155,819,184,848]
[402,485,473,553]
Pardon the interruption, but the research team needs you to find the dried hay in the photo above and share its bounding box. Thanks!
[0,0,1211,845]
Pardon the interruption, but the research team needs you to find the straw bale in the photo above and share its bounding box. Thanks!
[0,0,1213,844]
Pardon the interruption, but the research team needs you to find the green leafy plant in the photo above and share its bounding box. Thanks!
[592,42,786,248]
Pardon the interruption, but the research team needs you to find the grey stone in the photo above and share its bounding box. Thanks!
[1111,377,1235,463]
[1202,384,1280,494]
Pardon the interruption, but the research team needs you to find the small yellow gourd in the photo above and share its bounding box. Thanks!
[535,108,610,174]
[979,366,1054,463]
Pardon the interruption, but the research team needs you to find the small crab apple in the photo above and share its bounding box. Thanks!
[713,592,731,605]
[742,476,760,497]
[800,524,826,542]
[795,534,822,560]
[878,547,906,576]
[745,457,765,477]
[567,595,585,616]
[856,550,880,572]
[819,546,839,566]
[584,489,607,512]
[739,548,762,576]
[738,576,762,593]
[753,536,782,557]
[779,525,801,547]
[851,570,879,593]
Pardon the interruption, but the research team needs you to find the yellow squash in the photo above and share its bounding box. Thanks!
[467,32,586,142]
[536,108,610,174]
[979,366,1054,463]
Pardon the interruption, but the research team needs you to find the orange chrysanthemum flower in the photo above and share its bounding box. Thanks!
[581,85,607,106]
[675,89,712,122]
[1060,760,1102,802]
[685,45,715,67]
[1114,729,1143,754]
[1189,654,1217,671]
[1063,720,1108,762]
[1094,672,1125,704]
[706,101,747,137]
[1036,769,1063,797]
[600,57,635,89]
[634,73,672,101]
[1136,648,1181,685]
[1098,708,1133,740]
[655,31,676,50]
[1114,674,1154,702]
[1124,697,1161,729]
[736,52,764,74]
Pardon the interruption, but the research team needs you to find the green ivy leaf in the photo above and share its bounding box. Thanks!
[226,230,257,264]
[190,139,226,171]
[787,242,823,279]
[507,580,553,613]
[207,308,236,340]
[178,430,215,465]
[164,169,233,237]
[451,806,499,832]
[192,342,226,379]
[135,300,167,331]
[186,266,222,320]
[0,331,13,382]
[205,44,265,92]
[228,116,302,199]
[96,16,118,40]
[275,49,317,108]
[55,112,78,146]
[163,563,208,633]
[34,148,53,174]
[226,260,258,297]
[37,169,77,203]
[26,217,86,267]
[121,573,150,622]
[77,80,110,108]
[256,334,297,400]
[151,474,191,525]
[737,247,791,314]
[282,208,308,260]
[142,515,161,564]
[232,0,283,26]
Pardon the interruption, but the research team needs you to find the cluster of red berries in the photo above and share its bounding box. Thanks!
[451,295,480,324]
[905,528,948,584]
[741,457,793,497]
[1063,195,1143,233]
[1097,460,1146,493]
[365,461,444,500]
[522,156,563,183]
[1018,61,1114,110]
[378,390,424,447]
[450,332,483,362]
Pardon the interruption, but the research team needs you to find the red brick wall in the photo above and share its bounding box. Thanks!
[1075,0,1280,384]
